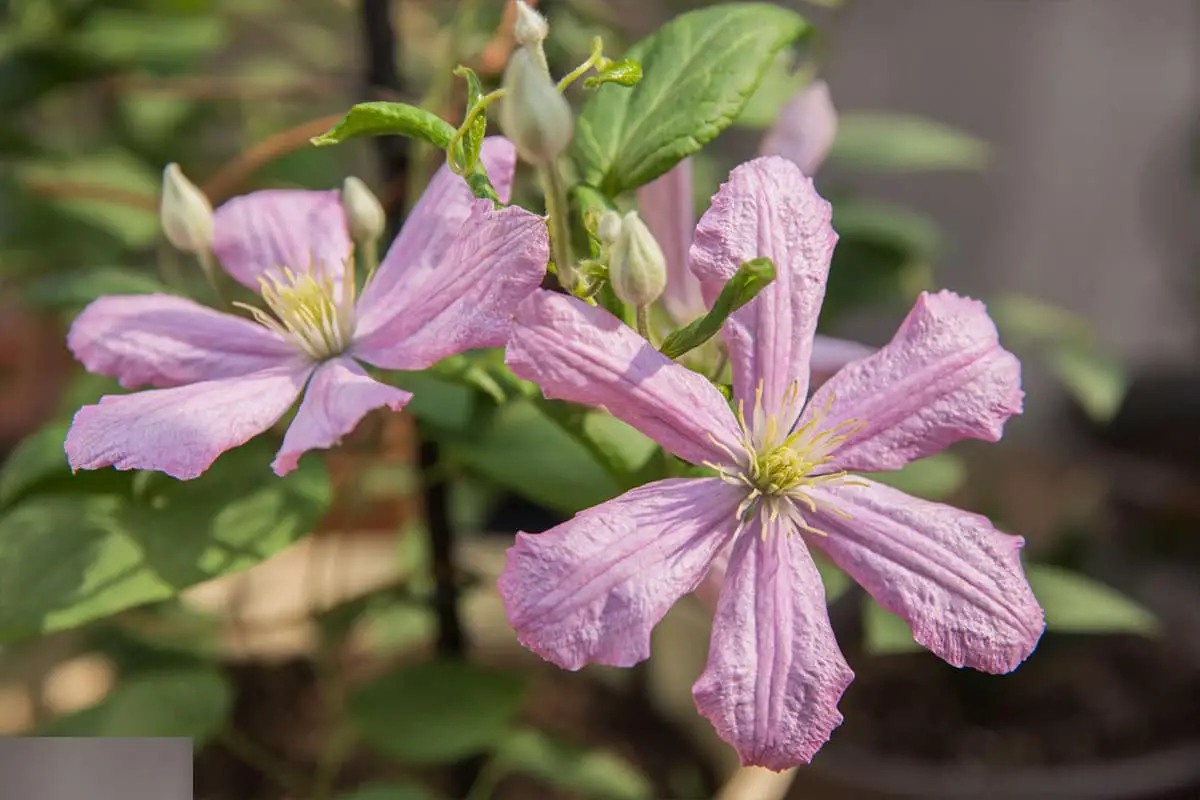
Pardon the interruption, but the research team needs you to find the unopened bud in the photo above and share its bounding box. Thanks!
[341,176,385,244]
[608,211,666,307]
[513,1,549,49]
[160,163,213,254]
[596,210,622,246]
[498,47,574,165]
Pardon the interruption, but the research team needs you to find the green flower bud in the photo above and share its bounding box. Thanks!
[596,210,623,247]
[609,211,667,308]
[341,176,385,245]
[498,47,574,166]
[160,163,213,254]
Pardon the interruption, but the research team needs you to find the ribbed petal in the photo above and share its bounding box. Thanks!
[758,79,838,176]
[272,357,411,476]
[505,291,743,467]
[353,202,547,368]
[637,159,705,325]
[690,157,837,431]
[65,365,311,480]
[499,478,743,670]
[211,190,350,291]
[360,137,517,310]
[68,294,297,389]
[693,515,853,770]
[806,291,1023,474]
[806,479,1045,673]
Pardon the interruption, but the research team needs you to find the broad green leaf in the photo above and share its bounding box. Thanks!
[0,423,69,507]
[990,294,1093,349]
[349,660,527,764]
[1048,343,1128,423]
[41,667,230,742]
[24,266,167,311]
[0,441,331,641]
[73,10,224,63]
[831,113,990,172]
[659,257,776,360]
[582,412,657,478]
[334,782,436,800]
[735,50,807,128]
[1028,564,1158,635]
[446,400,621,514]
[868,454,966,501]
[583,59,643,90]
[863,598,921,655]
[493,727,653,800]
[832,199,942,257]
[815,558,852,603]
[573,3,810,195]
[387,370,476,431]
[311,102,456,149]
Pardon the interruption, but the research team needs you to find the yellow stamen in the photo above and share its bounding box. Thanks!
[234,256,357,361]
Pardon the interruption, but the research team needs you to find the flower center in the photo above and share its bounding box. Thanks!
[235,257,357,361]
[707,379,866,536]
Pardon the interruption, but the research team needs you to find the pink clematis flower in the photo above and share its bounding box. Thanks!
[66,137,548,480]
[499,157,1044,770]
[637,79,864,385]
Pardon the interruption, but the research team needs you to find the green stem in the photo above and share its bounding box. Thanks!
[556,36,604,92]
[446,89,507,173]
[538,161,576,293]
[635,304,652,342]
[196,248,228,308]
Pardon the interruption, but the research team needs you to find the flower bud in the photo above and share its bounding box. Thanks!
[160,163,213,254]
[608,211,667,307]
[513,1,549,49]
[498,47,574,166]
[341,176,385,245]
[596,210,622,247]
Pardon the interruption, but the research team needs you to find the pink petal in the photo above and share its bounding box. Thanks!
[504,291,743,467]
[360,137,517,312]
[810,334,874,389]
[637,159,706,325]
[68,294,298,389]
[807,479,1045,673]
[758,79,839,177]
[693,516,854,770]
[499,478,743,670]
[65,365,311,480]
[807,291,1023,474]
[272,357,411,476]
[690,157,837,429]
[211,189,351,291]
[353,202,547,367]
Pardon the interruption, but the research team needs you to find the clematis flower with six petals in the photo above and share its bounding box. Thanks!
[65,137,548,480]
[499,156,1044,770]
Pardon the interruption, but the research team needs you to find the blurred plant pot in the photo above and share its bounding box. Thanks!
[0,298,72,454]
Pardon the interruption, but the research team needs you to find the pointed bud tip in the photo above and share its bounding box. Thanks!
[609,210,667,307]
[513,1,549,48]
[341,176,386,244]
[498,47,574,166]
[597,210,622,245]
[160,162,213,254]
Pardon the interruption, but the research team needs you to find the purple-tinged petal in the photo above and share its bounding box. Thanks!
[65,365,311,480]
[758,79,838,177]
[637,159,705,325]
[499,478,743,670]
[504,291,743,467]
[690,157,837,429]
[211,189,351,291]
[272,357,411,476]
[362,137,517,306]
[807,291,1022,474]
[806,479,1044,673]
[68,294,298,389]
[693,516,853,770]
[810,334,873,389]
[353,202,547,367]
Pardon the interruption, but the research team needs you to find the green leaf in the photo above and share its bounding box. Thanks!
[832,199,942,258]
[493,728,653,800]
[0,441,331,641]
[583,59,643,90]
[41,667,231,742]
[735,50,806,128]
[1048,342,1128,423]
[831,113,990,172]
[0,423,70,508]
[867,454,966,501]
[863,598,921,655]
[447,400,621,514]
[334,782,436,800]
[454,66,488,173]
[349,660,527,765]
[73,10,224,64]
[573,3,810,195]
[311,101,456,148]
[24,266,167,311]
[1027,564,1158,635]
[659,257,776,360]
[387,370,476,431]
[581,412,658,479]
[989,294,1093,349]
[815,558,852,604]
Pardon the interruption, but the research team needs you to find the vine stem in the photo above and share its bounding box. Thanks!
[538,161,577,293]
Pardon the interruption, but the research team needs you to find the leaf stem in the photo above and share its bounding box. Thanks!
[635,304,652,342]
[538,161,577,293]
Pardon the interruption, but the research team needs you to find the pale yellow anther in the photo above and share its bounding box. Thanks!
[234,256,357,361]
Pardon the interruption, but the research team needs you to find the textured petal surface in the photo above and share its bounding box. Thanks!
[693,516,854,770]
[65,365,310,480]
[68,294,297,389]
[353,202,547,367]
[212,190,351,290]
[690,157,837,429]
[807,291,1023,473]
[758,79,838,176]
[810,334,874,389]
[637,159,705,325]
[363,137,517,306]
[807,479,1044,673]
[499,478,742,670]
[272,357,411,476]
[505,291,742,467]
